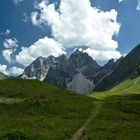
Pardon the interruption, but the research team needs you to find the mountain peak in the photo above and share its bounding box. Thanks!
[108,58,115,63]
[69,49,96,69]
[46,55,56,61]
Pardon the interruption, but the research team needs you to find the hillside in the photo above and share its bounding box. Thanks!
[0,78,94,139]
[94,44,140,91]
[82,76,140,140]
[0,78,139,139]
[90,76,140,99]
[21,49,119,94]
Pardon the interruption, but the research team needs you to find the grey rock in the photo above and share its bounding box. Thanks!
[67,73,95,94]
[21,56,56,81]
[21,49,120,94]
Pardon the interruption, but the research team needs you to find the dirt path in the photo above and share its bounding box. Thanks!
[0,98,23,104]
[70,102,103,140]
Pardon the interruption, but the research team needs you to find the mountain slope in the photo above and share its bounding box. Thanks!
[81,76,140,140]
[90,76,140,99]
[22,49,105,94]
[94,44,140,91]
[21,56,56,81]
[44,50,100,93]
[21,49,120,94]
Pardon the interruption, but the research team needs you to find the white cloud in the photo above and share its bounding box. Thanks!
[2,49,14,63]
[2,38,18,63]
[3,38,18,49]
[16,36,66,66]
[0,64,7,75]
[30,0,122,61]
[84,48,122,61]
[0,64,23,76]
[119,0,123,3]
[137,0,140,10]
[7,67,24,76]
[13,0,23,4]
[31,12,41,26]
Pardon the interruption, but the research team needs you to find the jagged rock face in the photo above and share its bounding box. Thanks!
[44,50,100,89]
[94,58,123,84]
[44,55,77,88]
[69,49,96,69]
[21,49,119,94]
[67,73,95,94]
[94,44,140,91]
[21,56,56,81]
[102,59,115,70]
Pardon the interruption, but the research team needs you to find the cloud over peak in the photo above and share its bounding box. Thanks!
[16,36,66,66]
[14,0,122,67]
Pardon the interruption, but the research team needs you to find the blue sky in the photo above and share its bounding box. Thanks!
[0,0,140,75]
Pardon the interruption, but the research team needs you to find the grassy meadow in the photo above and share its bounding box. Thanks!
[0,77,139,139]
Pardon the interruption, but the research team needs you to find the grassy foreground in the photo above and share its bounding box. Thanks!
[0,78,140,139]
[0,78,94,140]
[83,77,140,140]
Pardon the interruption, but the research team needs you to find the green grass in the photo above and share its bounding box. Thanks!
[0,78,95,140]
[82,77,140,140]
[89,76,140,100]
[82,94,140,140]
[0,77,140,139]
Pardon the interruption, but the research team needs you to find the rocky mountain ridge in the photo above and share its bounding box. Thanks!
[21,49,121,94]
[94,44,140,91]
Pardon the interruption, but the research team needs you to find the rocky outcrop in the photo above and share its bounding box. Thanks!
[21,56,56,81]
[67,73,95,94]
[21,49,120,94]
[44,49,100,90]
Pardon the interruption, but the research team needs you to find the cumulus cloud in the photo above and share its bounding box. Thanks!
[16,36,66,66]
[7,67,24,76]
[137,0,140,10]
[84,48,122,61]
[31,12,40,26]
[3,38,18,49]
[2,49,14,63]
[0,64,7,75]
[2,38,18,63]
[30,0,122,61]
[0,64,23,76]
